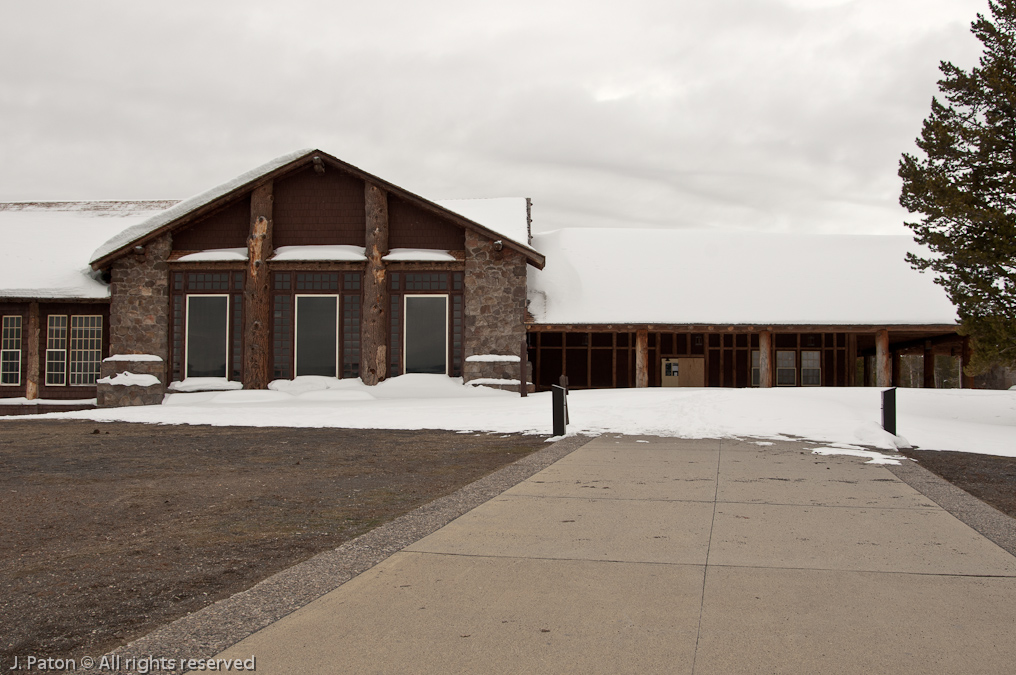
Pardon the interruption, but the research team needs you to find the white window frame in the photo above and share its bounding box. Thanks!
[185,295,230,380]
[1,315,22,386]
[751,350,760,387]
[403,294,449,376]
[69,315,103,386]
[46,315,68,386]
[294,294,340,378]
[776,350,796,387]
[801,350,822,387]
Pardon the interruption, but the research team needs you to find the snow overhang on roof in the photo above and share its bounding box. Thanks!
[527,228,959,326]
[90,150,544,270]
[0,201,177,300]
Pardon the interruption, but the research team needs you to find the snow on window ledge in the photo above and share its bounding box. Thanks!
[271,245,366,261]
[103,354,164,362]
[466,354,521,363]
[176,248,248,262]
[382,248,456,262]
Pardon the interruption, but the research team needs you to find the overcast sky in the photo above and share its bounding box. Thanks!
[0,0,988,235]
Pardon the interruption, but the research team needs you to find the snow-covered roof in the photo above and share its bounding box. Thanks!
[527,228,958,326]
[435,198,530,248]
[0,201,176,299]
[90,149,314,265]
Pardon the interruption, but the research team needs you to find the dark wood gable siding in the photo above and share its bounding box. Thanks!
[388,195,465,250]
[173,198,250,250]
[272,166,366,247]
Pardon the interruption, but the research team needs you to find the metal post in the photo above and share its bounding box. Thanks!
[552,385,567,436]
[882,387,897,436]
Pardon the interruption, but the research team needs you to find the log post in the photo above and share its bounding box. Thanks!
[759,330,773,388]
[923,341,935,389]
[520,338,528,397]
[243,183,274,389]
[847,334,858,386]
[875,329,891,388]
[361,182,389,385]
[25,302,39,400]
[635,329,649,388]
[961,336,974,389]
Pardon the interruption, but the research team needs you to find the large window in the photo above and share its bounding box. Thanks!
[1,315,22,386]
[776,350,796,386]
[69,316,103,385]
[296,295,338,377]
[46,315,68,386]
[751,350,760,387]
[404,295,448,374]
[186,296,229,378]
[801,350,821,386]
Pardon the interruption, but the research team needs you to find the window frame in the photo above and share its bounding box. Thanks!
[45,315,68,386]
[1,315,23,386]
[776,350,796,386]
[294,294,340,378]
[184,294,230,380]
[801,350,822,387]
[403,294,449,376]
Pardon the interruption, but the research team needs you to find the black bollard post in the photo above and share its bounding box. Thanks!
[882,387,897,436]
[552,385,567,436]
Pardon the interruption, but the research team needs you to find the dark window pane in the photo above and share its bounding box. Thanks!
[296,296,338,376]
[405,296,447,374]
[187,296,228,378]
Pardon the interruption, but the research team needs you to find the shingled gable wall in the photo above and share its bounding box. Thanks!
[462,230,531,390]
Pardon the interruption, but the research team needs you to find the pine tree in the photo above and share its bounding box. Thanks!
[899,0,1016,373]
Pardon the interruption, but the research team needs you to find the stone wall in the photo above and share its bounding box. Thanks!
[107,233,171,379]
[462,231,531,391]
[96,357,166,407]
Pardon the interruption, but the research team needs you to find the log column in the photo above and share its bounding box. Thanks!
[361,182,389,385]
[243,182,274,389]
[923,341,935,389]
[759,330,773,388]
[25,302,39,400]
[875,329,891,388]
[635,329,649,388]
[961,336,974,388]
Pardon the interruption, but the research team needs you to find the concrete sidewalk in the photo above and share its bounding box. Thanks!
[212,436,1016,674]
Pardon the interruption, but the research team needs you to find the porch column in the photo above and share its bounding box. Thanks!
[361,181,389,385]
[26,301,40,400]
[961,336,974,388]
[635,329,649,388]
[243,182,274,389]
[923,341,935,388]
[759,330,773,388]
[875,329,891,388]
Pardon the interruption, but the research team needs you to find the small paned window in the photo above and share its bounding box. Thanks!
[1,315,23,385]
[69,316,102,385]
[343,273,361,291]
[389,295,401,376]
[453,272,463,291]
[188,273,230,291]
[776,350,796,386]
[801,351,821,386]
[274,273,291,291]
[172,296,184,382]
[232,294,243,380]
[451,295,463,377]
[173,273,184,291]
[296,273,339,291]
[390,273,400,291]
[404,273,447,291]
[46,315,68,386]
[233,273,244,290]
[751,350,760,387]
[273,295,292,379]
[343,296,361,378]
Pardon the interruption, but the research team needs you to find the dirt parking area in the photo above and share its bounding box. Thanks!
[0,420,547,665]
[898,447,1016,520]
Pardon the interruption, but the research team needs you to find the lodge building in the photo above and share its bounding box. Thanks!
[0,149,1005,415]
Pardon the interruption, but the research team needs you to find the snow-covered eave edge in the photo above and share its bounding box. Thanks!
[89,149,545,271]
[0,290,111,301]
[526,321,960,330]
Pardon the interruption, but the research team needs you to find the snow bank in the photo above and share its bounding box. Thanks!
[466,355,521,363]
[167,378,243,392]
[21,380,1015,458]
[104,354,164,362]
[528,229,958,325]
[97,372,161,387]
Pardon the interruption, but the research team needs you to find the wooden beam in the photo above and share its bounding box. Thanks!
[759,330,772,388]
[243,182,274,389]
[875,329,891,387]
[635,329,649,388]
[362,182,389,385]
[25,302,39,400]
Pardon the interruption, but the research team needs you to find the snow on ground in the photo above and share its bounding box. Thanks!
[15,376,1015,458]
